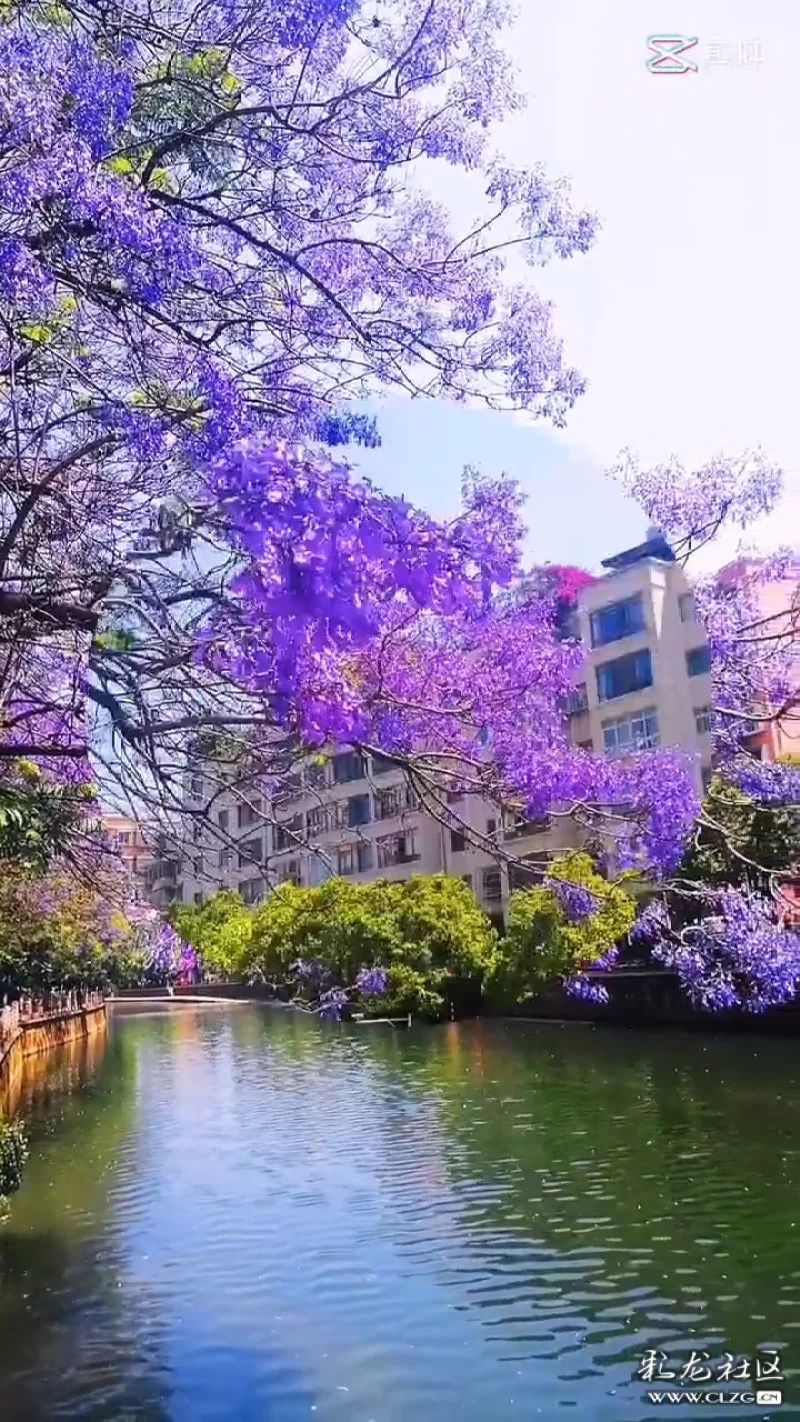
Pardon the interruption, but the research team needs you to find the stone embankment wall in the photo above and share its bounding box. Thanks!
[0,999,107,1110]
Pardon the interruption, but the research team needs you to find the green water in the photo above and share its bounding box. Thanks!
[0,1005,798,1420]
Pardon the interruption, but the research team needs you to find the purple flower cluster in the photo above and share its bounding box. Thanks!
[289,958,329,988]
[564,975,609,1006]
[733,757,800,807]
[545,877,598,922]
[355,966,388,996]
[652,890,800,1013]
[629,899,671,946]
[318,987,349,1022]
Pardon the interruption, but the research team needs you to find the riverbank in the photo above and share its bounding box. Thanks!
[112,975,800,1035]
[0,996,107,1112]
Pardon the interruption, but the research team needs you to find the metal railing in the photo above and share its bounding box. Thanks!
[0,990,104,1051]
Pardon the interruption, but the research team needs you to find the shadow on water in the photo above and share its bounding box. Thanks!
[1,1006,799,1420]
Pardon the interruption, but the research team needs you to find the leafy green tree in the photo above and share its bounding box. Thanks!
[679,774,799,898]
[487,853,636,1007]
[0,764,94,874]
[0,862,129,993]
[168,890,252,977]
[233,874,497,1020]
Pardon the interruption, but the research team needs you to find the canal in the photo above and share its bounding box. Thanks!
[0,1004,798,1420]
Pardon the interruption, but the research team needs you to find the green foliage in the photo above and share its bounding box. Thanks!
[0,861,130,992]
[0,772,89,874]
[168,889,252,975]
[0,1118,27,1206]
[680,775,800,897]
[215,874,497,1020]
[487,853,636,1007]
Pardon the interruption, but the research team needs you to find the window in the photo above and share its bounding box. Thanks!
[567,683,588,714]
[332,750,365,784]
[306,804,330,837]
[275,815,302,852]
[337,843,356,876]
[694,705,712,734]
[557,607,580,642]
[477,726,491,747]
[602,707,660,754]
[192,820,203,843]
[686,645,712,677]
[194,892,203,906]
[306,761,327,790]
[241,877,265,905]
[192,855,203,876]
[276,861,301,886]
[376,831,419,868]
[679,591,696,622]
[446,786,464,804]
[596,648,653,702]
[307,856,333,888]
[482,868,502,901]
[375,784,415,820]
[347,793,371,828]
[237,799,261,830]
[461,873,473,890]
[486,818,497,836]
[190,774,204,799]
[590,594,645,647]
[119,830,131,846]
[450,828,466,853]
[238,836,262,869]
[508,858,546,892]
[577,739,593,752]
[701,765,713,793]
[218,808,229,832]
[335,841,372,876]
[370,753,395,776]
[220,847,233,871]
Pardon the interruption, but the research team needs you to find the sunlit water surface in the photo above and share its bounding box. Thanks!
[1,1005,799,1420]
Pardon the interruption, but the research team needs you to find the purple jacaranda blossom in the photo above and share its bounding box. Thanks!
[545,878,598,922]
[651,889,800,1013]
[355,966,388,995]
[564,974,609,1006]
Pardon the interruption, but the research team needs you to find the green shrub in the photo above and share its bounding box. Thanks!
[0,1118,28,1204]
[487,852,636,1007]
[235,873,497,1020]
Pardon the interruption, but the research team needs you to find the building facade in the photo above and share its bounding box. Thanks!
[568,529,713,795]
[170,530,717,919]
[101,813,153,887]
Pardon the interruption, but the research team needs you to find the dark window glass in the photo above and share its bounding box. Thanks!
[590,594,645,647]
[686,645,712,677]
[596,648,653,701]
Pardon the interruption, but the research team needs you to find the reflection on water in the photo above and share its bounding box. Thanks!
[1,1007,799,1420]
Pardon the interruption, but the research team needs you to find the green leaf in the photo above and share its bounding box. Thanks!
[19,324,52,345]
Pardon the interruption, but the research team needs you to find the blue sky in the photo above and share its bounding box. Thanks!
[354,401,645,575]
[352,0,799,575]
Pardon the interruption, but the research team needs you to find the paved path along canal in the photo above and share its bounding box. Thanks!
[0,1004,798,1420]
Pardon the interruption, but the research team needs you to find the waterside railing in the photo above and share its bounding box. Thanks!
[0,990,104,1052]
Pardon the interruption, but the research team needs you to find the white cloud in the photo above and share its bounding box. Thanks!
[421,0,798,565]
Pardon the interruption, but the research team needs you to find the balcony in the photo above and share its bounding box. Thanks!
[504,814,552,840]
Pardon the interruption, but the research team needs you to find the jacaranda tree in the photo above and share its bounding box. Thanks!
[0,0,796,1008]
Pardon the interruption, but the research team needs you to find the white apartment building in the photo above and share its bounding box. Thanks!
[171,529,712,921]
[568,528,713,794]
